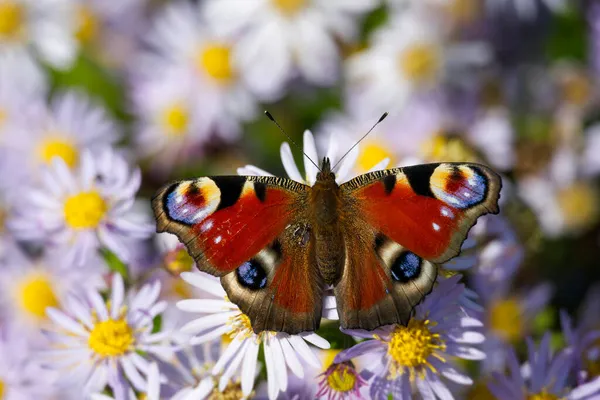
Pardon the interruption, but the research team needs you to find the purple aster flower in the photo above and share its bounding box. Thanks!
[334,275,485,399]
[489,333,600,400]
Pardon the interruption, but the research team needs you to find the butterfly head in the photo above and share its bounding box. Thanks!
[316,157,336,183]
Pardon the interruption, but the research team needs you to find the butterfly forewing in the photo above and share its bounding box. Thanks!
[152,175,324,333]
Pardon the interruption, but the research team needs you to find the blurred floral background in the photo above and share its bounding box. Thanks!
[1,0,600,399]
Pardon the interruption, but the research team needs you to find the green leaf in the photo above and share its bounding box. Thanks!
[316,321,356,350]
[545,7,587,62]
[101,248,129,281]
[532,307,555,334]
[152,314,162,334]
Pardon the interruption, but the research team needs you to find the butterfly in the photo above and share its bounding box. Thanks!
[152,156,501,334]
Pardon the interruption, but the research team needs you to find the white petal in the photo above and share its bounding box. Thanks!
[177,299,238,313]
[219,340,250,390]
[180,312,237,334]
[267,337,288,392]
[303,130,319,185]
[280,142,304,183]
[280,337,304,378]
[190,325,231,345]
[147,363,161,400]
[242,341,260,395]
[111,274,125,319]
[288,335,320,368]
[300,332,330,349]
[179,272,226,297]
[46,308,88,336]
[237,165,274,176]
[212,336,246,374]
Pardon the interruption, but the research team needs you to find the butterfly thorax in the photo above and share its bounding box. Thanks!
[311,158,345,285]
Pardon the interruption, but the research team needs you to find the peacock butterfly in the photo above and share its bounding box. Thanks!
[152,126,501,334]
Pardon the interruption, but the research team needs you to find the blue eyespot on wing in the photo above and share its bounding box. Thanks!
[429,164,488,209]
[235,260,268,290]
[391,251,422,282]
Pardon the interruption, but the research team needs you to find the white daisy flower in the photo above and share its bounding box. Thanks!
[335,275,485,399]
[91,362,162,400]
[8,148,154,267]
[43,274,173,397]
[0,0,78,69]
[3,90,120,187]
[317,98,515,174]
[204,0,377,97]
[131,67,211,172]
[0,50,46,143]
[345,8,490,116]
[0,243,105,338]
[139,1,259,138]
[69,0,146,68]
[177,271,331,400]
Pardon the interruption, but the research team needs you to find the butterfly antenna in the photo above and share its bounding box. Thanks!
[264,111,321,172]
[332,112,388,172]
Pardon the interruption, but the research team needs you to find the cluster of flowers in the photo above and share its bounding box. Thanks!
[1,0,600,399]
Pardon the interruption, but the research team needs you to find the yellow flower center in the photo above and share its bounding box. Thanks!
[0,108,7,128]
[63,191,107,229]
[527,391,561,400]
[556,183,599,233]
[88,319,134,357]
[271,0,306,16]
[399,43,441,83]
[386,319,446,380]
[420,134,477,163]
[0,1,25,41]
[161,104,190,136]
[38,138,79,168]
[18,273,59,319]
[209,380,246,400]
[197,44,234,82]
[326,363,358,393]
[165,247,195,275]
[448,0,480,23]
[75,5,99,44]
[226,312,254,340]
[561,74,591,106]
[0,379,4,399]
[356,140,395,172]
[489,298,523,342]
[0,207,6,234]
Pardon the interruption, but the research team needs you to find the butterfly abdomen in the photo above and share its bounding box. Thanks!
[311,175,345,285]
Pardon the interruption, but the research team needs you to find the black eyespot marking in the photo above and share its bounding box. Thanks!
[391,251,422,283]
[404,163,438,198]
[236,260,268,290]
[271,239,283,261]
[212,176,246,210]
[383,174,396,195]
[374,234,386,250]
[254,181,267,202]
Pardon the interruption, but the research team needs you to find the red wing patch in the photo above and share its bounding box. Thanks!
[153,176,305,275]
[343,163,501,263]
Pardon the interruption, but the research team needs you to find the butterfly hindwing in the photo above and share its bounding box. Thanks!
[334,231,437,330]
[342,162,501,264]
[152,175,324,333]
[221,227,324,334]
